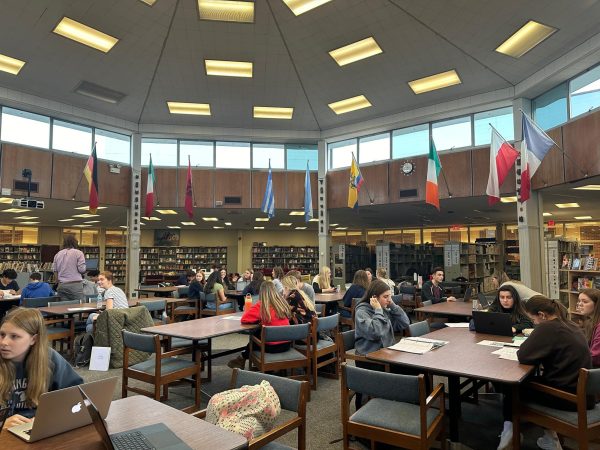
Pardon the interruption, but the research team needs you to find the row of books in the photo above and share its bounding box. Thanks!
[575,276,600,290]
[563,256,599,270]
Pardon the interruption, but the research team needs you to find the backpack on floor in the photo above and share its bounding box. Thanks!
[74,332,94,367]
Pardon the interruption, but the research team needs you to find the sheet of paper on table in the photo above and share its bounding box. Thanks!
[389,338,434,354]
[491,346,519,361]
[220,316,242,321]
[444,322,470,328]
[477,340,507,348]
[67,307,97,311]
[404,336,449,349]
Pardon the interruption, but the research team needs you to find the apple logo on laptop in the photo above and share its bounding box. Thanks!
[71,402,82,414]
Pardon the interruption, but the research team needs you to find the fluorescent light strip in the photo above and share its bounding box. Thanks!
[205,59,253,77]
[500,196,518,203]
[573,185,600,191]
[254,226,264,230]
[75,206,107,210]
[255,218,269,222]
[543,213,552,217]
[253,106,294,120]
[2,208,29,213]
[328,95,371,115]
[295,227,307,230]
[202,217,219,221]
[53,17,119,53]
[555,203,580,208]
[283,0,332,15]
[0,53,26,75]
[496,20,557,58]
[279,223,292,226]
[408,69,461,94]
[224,222,232,226]
[574,216,592,220]
[329,37,382,66]
[59,219,75,222]
[72,214,99,218]
[84,221,100,224]
[156,209,178,215]
[14,216,38,220]
[142,217,161,221]
[289,211,304,216]
[309,218,319,222]
[213,226,224,229]
[139,0,157,5]
[167,102,211,116]
[197,0,254,23]
[181,222,196,225]
[0,198,14,204]
[167,226,181,229]
[18,221,39,225]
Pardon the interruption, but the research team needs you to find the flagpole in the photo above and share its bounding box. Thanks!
[438,166,453,198]
[519,109,588,178]
[151,153,160,207]
[352,153,375,205]
[189,155,196,207]
[71,141,96,200]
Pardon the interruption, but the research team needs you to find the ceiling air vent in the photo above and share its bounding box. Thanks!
[399,189,417,198]
[224,196,242,205]
[74,81,126,104]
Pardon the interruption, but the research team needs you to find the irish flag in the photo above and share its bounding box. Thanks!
[486,127,519,205]
[146,154,155,217]
[425,139,442,210]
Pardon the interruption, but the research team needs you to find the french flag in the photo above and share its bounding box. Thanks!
[520,113,555,202]
[486,127,519,205]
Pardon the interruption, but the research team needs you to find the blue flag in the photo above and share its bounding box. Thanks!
[261,161,275,218]
[304,161,313,222]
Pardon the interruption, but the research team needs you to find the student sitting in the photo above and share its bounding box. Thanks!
[0,307,83,429]
[286,270,315,302]
[312,266,336,294]
[227,281,292,369]
[376,267,395,291]
[497,296,593,450]
[20,272,54,302]
[271,266,285,295]
[86,271,129,333]
[242,271,264,297]
[576,288,600,367]
[340,270,369,318]
[176,269,196,286]
[0,269,20,299]
[219,268,235,290]
[421,267,457,304]
[282,275,316,325]
[203,271,232,310]
[82,269,100,297]
[487,285,533,334]
[188,271,206,300]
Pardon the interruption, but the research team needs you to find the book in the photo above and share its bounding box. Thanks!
[572,258,581,270]
[389,339,434,354]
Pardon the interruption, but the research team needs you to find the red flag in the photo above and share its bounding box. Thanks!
[184,156,193,219]
[486,127,519,205]
[83,144,99,214]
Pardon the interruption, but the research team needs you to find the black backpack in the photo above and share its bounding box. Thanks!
[73,332,94,367]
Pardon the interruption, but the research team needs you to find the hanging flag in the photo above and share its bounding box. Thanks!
[347,154,364,209]
[521,113,555,202]
[486,127,519,205]
[83,143,99,214]
[261,160,275,218]
[184,155,194,219]
[304,161,313,222]
[425,138,442,210]
[145,154,156,217]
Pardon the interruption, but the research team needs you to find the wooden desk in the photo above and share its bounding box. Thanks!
[38,299,145,316]
[368,327,534,449]
[413,301,474,318]
[135,286,179,295]
[314,292,344,303]
[0,395,247,450]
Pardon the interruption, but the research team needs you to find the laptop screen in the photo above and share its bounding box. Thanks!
[78,386,115,450]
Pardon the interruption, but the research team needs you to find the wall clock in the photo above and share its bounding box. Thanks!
[402,161,415,176]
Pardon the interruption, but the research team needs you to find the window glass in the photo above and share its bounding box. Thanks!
[329,139,356,169]
[474,107,514,145]
[180,141,213,167]
[95,129,130,164]
[14,227,38,244]
[0,226,12,244]
[81,229,99,246]
[215,141,251,168]
[422,228,449,245]
[401,229,422,245]
[392,124,429,159]
[570,65,600,119]
[469,226,496,243]
[106,230,126,246]
[505,225,518,240]
[449,226,469,242]
[252,143,285,169]
[52,120,92,155]
[359,133,390,164]
[1,107,50,149]
[141,139,177,166]
[533,82,568,130]
[286,145,318,171]
[431,116,471,150]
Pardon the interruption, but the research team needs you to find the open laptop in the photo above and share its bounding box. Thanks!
[472,310,514,337]
[78,386,191,450]
[477,292,491,309]
[8,377,117,442]
[462,287,473,303]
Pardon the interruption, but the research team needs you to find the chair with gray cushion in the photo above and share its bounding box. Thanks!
[408,320,430,337]
[341,363,445,450]
[520,368,600,450]
[249,323,311,384]
[314,303,324,317]
[22,296,60,308]
[141,298,168,325]
[200,292,235,317]
[336,330,389,372]
[416,299,432,321]
[172,292,200,322]
[193,369,310,450]
[121,329,201,412]
[297,314,339,390]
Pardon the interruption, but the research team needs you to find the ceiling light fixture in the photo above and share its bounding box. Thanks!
[309,218,319,222]
[0,198,14,204]
[205,59,253,77]
[2,208,30,213]
[500,196,518,203]
[329,223,339,227]
[142,216,161,221]
[167,226,181,229]
[53,17,119,53]
[295,226,307,230]
[202,217,219,221]
[0,53,26,75]
[156,209,178,215]
[139,0,157,5]
[329,37,382,66]
[495,20,557,58]
[75,205,107,210]
[73,224,92,228]
[167,102,211,116]
[84,221,100,224]
[283,0,332,16]
[181,222,196,225]
[573,185,600,191]
[555,203,580,208]
[72,213,99,218]
[119,226,128,229]
[408,69,461,94]
[197,0,254,23]
[328,95,371,115]
[213,226,224,229]
[253,106,294,120]
[574,216,593,220]
[74,81,126,104]
[254,226,264,230]
[289,211,304,216]
[543,212,552,217]
[224,222,232,226]
[335,227,348,230]
[14,216,38,220]
[18,221,39,225]
[279,223,292,226]
[255,218,269,222]
[58,218,75,222]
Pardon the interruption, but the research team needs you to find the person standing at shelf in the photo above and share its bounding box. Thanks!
[52,235,86,302]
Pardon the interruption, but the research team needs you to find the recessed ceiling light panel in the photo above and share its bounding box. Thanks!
[555,203,580,208]
[253,106,294,119]
[167,102,211,116]
[53,17,119,53]
[500,196,518,203]
[156,209,178,215]
[205,59,253,77]
[408,70,461,94]
[329,37,382,66]
[573,185,600,191]
[283,0,332,16]
[197,0,254,23]
[328,95,371,115]
[0,53,26,75]
[495,20,557,58]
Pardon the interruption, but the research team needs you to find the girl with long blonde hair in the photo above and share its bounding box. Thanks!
[0,308,82,429]
[312,266,335,293]
[282,275,315,324]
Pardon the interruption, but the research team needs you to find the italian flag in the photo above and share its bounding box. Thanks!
[425,138,442,210]
[146,154,155,217]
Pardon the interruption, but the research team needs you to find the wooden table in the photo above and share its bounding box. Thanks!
[314,292,344,303]
[413,300,474,318]
[135,286,179,296]
[367,327,534,449]
[225,290,245,310]
[0,395,247,450]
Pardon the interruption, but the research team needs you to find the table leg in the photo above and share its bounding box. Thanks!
[448,375,462,443]
[511,385,521,450]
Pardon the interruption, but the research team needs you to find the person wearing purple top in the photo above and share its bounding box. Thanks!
[52,235,86,301]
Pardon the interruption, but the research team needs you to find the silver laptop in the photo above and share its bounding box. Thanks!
[8,377,117,442]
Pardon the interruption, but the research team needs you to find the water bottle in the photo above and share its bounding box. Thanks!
[96,293,103,309]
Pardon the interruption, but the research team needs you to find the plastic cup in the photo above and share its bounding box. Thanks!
[244,294,252,311]
[472,299,479,311]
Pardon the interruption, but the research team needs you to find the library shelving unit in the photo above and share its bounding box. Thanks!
[105,247,127,283]
[545,238,579,300]
[381,242,443,282]
[80,246,100,261]
[332,243,373,284]
[251,243,319,277]
[504,239,520,281]
[0,244,41,265]
[444,242,499,292]
[139,246,227,282]
[559,268,600,316]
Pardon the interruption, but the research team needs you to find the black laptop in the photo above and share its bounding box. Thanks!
[472,310,513,337]
[78,386,191,450]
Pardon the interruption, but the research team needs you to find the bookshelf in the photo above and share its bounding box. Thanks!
[251,243,319,277]
[139,246,227,280]
[332,243,373,284]
[385,243,443,281]
[80,246,100,261]
[105,247,127,283]
[560,268,600,316]
[444,242,499,292]
[545,238,579,300]
[504,239,520,280]
[0,245,42,272]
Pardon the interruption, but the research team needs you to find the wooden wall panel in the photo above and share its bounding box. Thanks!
[563,110,600,182]
[327,170,349,208]
[51,153,88,201]
[2,144,52,198]
[177,168,214,208]
[140,168,178,208]
[438,151,472,199]
[531,127,564,189]
[389,156,428,203]
[472,147,516,197]
[97,161,130,206]
[251,171,286,209]
[358,164,389,206]
[284,172,317,211]
[214,170,251,208]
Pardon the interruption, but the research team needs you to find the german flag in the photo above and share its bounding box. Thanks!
[84,144,99,214]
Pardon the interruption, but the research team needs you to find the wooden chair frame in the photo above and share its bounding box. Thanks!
[46,316,75,356]
[336,330,390,372]
[339,297,359,330]
[302,315,339,390]
[200,292,235,317]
